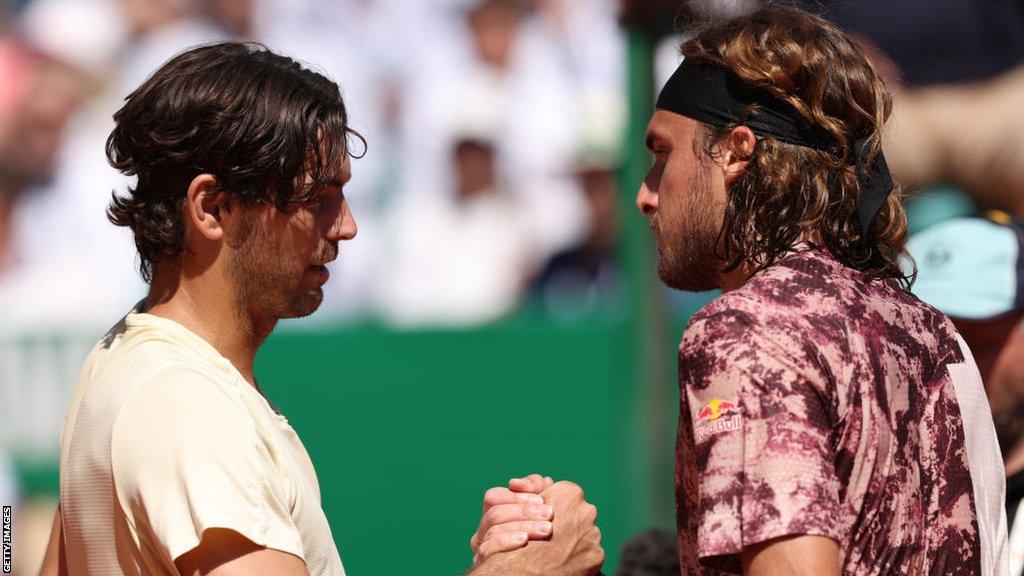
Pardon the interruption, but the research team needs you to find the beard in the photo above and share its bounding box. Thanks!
[227,215,338,322]
[654,168,724,292]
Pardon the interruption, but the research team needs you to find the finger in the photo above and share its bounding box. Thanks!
[543,476,554,487]
[545,480,584,502]
[482,486,544,513]
[509,474,549,493]
[475,531,529,563]
[472,500,551,553]
[484,520,553,541]
[478,503,554,538]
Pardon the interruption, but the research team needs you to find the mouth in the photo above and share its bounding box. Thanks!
[311,251,338,267]
[307,264,331,284]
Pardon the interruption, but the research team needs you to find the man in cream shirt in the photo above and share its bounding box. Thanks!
[36,42,604,576]
[57,307,346,575]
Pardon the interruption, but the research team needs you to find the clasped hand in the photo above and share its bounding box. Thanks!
[469,474,604,576]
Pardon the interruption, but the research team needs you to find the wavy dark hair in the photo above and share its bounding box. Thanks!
[683,4,913,288]
[106,42,365,283]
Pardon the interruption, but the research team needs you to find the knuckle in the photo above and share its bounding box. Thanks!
[478,540,494,559]
[483,505,503,525]
[552,480,582,498]
[495,531,523,549]
[483,504,507,522]
[484,487,506,505]
[483,525,501,541]
[565,481,584,499]
[482,507,495,524]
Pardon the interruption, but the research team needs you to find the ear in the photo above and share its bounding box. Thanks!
[184,174,225,242]
[722,125,757,186]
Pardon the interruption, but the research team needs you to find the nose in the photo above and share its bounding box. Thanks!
[636,181,658,218]
[327,200,358,242]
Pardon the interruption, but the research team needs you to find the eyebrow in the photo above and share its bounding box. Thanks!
[645,131,668,152]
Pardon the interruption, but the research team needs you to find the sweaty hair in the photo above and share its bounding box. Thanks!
[106,42,364,283]
[683,4,912,288]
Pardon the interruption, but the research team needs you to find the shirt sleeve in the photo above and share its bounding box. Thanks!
[676,304,842,573]
[111,367,305,565]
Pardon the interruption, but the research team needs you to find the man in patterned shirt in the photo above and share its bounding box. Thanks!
[635,5,1009,575]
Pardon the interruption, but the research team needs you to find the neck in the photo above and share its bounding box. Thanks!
[145,265,274,386]
[720,236,821,293]
[720,262,755,293]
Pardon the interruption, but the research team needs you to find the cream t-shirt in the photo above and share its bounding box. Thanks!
[59,309,346,575]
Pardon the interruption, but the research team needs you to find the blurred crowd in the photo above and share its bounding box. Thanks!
[0,0,627,332]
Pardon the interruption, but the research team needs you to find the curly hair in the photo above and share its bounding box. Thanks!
[682,4,913,288]
[106,42,365,283]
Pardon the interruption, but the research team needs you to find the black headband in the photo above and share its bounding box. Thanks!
[656,61,893,237]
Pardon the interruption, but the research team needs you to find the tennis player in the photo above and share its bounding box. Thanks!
[638,5,1009,575]
[502,4,1013,575]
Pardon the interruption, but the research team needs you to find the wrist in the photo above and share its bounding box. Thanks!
[466,553,543,576]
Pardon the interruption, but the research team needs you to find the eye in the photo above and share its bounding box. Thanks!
[314,186,344,214]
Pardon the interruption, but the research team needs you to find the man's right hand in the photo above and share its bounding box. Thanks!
[470,481,604,576]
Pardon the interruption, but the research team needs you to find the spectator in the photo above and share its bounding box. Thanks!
[0,39,85,281]
[381,92,537,326]
[0,0,224,330]
[397,0,588,259]
[531,152,621,319]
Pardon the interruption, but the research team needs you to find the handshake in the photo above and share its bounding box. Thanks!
[467,474,605,576]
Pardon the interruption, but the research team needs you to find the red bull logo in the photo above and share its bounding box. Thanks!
[697,399,736,422]
[694,398,741,442]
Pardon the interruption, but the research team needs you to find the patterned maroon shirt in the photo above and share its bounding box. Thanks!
[675,247,1008,575]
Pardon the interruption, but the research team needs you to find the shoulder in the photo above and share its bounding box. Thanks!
[111,365,252,455]
[681,286,827,388]
[109,365,263,499]
[682,287,798,356]
[90,320,231,395]
[683,248,876,354]
[683,294,757,352]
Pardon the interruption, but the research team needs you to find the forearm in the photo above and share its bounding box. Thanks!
[466,556,605,576]
[465,555,515,576]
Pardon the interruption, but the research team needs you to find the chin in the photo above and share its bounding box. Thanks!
[657,256,720,293]
[278,289,324,319]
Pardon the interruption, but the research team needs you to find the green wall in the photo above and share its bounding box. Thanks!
[256,317,646,575]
